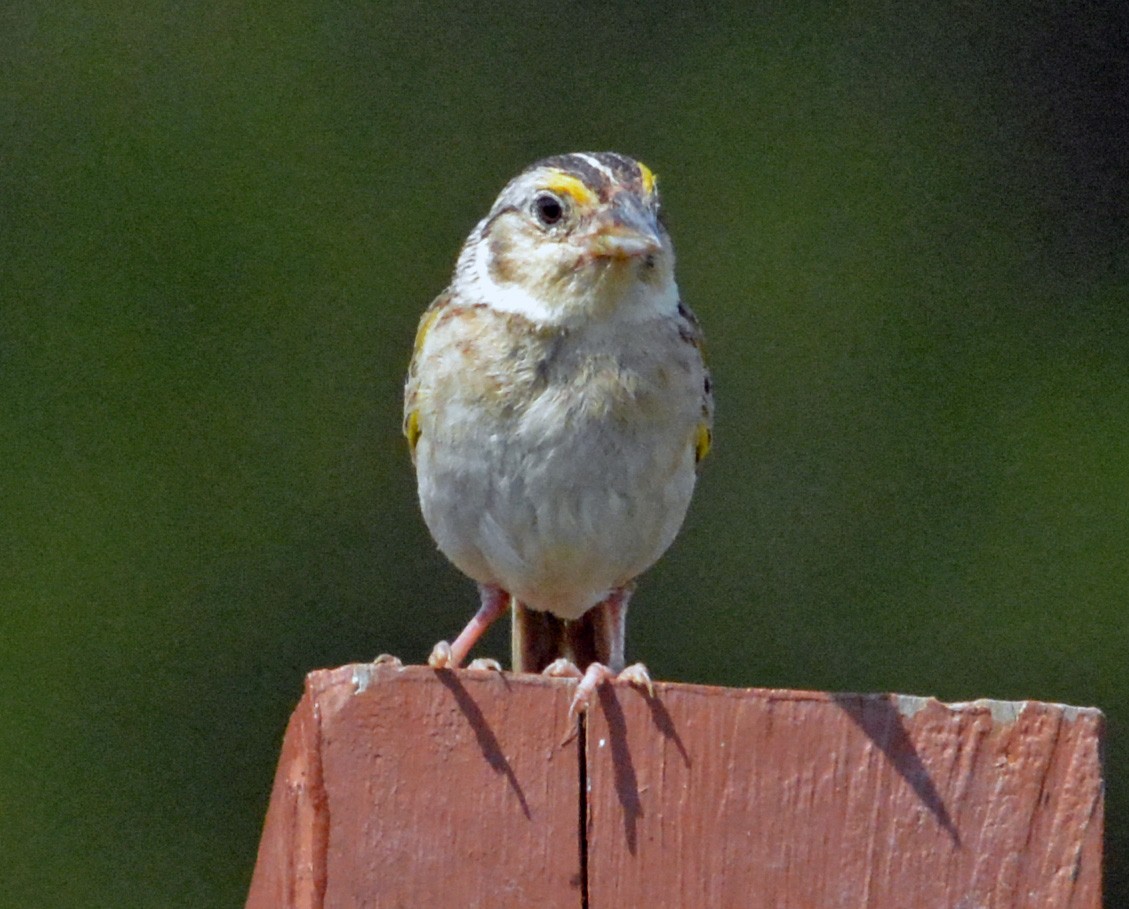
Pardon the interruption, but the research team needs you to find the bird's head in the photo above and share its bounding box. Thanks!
[455,152,678,326]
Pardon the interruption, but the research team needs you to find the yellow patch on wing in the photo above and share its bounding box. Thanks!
[413,301,444,357]
[543,171,598,207]
[695,422,712,464]
[638,161,657,196]
[405,295,451,456]
[404,408,421,453]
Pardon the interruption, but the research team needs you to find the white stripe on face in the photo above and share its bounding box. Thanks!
[470,236,559,324]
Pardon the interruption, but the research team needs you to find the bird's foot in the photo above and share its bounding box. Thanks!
[371,653,403,668]
[542,658,584,680]
[543,660,655,743]
[543,659,584,743]
[618,662,655,698]
[427,585,512,670]
[568,661,654,724]
[429,642,502,672]
[427,640,454,668]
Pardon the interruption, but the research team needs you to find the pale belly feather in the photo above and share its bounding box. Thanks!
[414,316,702,619]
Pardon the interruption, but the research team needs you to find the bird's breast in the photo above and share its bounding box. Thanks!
[412,307,703,617]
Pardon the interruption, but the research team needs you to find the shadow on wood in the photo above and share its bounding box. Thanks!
[246,664,1103,909]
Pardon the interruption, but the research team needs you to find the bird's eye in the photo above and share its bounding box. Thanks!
[533,192,564,227]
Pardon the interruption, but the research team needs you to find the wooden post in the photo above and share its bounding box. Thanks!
[246,664,1104,908]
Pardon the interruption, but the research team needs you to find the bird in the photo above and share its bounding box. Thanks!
[402,151,712,718]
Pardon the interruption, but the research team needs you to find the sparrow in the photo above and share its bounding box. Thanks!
[403,151,712,717]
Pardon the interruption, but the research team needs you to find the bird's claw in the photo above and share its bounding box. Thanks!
[372,653,403,669]
[428,640,454,668]
[466,657,504,672]
[542,658,583,680]
[618,661,654,699]
[568,663,613,725]
[566,661,655,726]
[430,643,502,673]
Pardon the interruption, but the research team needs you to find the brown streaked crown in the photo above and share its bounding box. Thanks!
[524,152,658,204]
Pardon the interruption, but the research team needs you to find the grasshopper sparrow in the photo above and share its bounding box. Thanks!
[403,152,712,715]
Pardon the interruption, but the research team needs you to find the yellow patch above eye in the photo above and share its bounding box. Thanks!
[638,161,657,196]
[542,172,598,207]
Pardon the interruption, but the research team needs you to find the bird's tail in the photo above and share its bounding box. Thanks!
[510,587,633,673]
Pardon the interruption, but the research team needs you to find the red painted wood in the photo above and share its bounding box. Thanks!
[247,668,1104,909]
[246,664,582,909]
[245,678,327,909]
[584,684,1103,908]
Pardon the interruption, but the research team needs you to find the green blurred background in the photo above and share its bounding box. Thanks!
[3,1,1126,904]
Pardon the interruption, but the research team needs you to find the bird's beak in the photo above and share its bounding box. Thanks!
[587,197,662,261]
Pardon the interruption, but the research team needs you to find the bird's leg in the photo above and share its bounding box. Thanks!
[428,583,510,669]
[563,584,653,723]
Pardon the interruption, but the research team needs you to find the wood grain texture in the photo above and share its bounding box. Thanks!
[246,664,582,909]
[245,677,327,909]
[247,667,1103,909]
[584,684,1103,909]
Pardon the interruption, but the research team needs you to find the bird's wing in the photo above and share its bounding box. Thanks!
[676,300,714,466]
[403,291,455,459]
